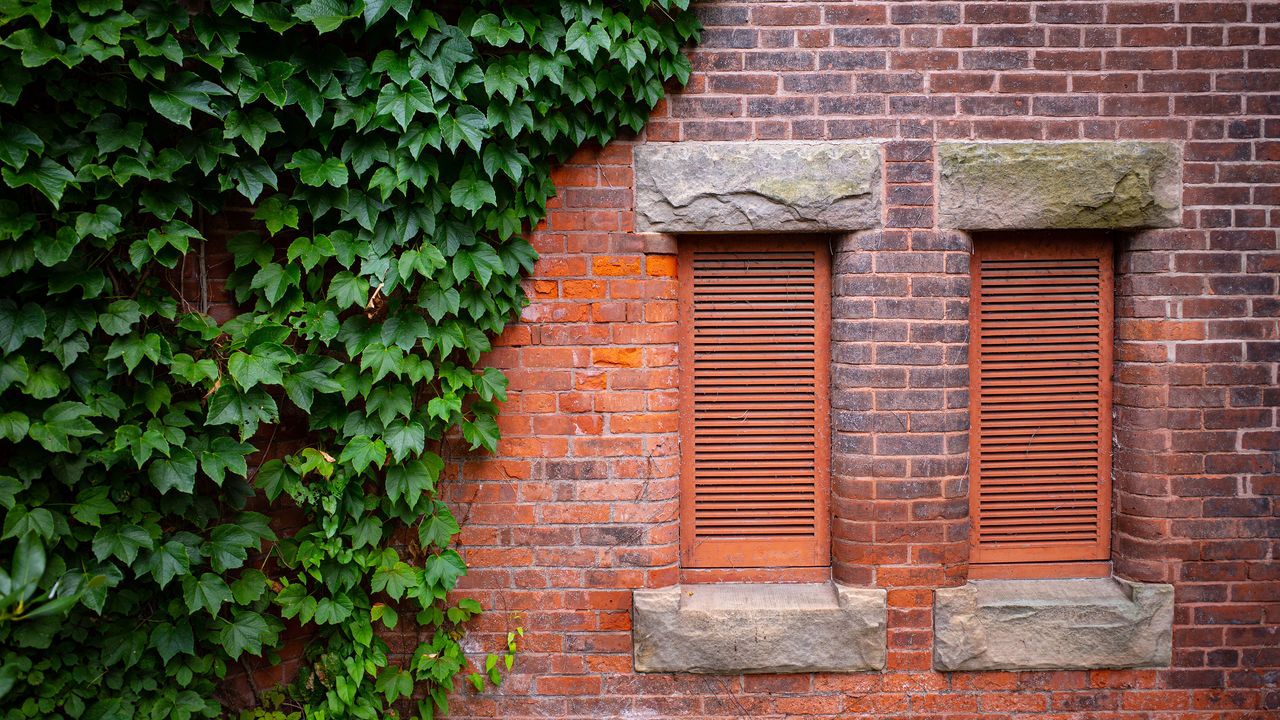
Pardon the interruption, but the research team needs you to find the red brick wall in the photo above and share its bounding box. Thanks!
[435,2,1279,717]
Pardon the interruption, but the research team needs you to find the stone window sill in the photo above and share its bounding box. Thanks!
[933,576,1174,671]
[632,583,886,674]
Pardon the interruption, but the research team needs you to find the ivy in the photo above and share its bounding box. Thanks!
[0,2,698,719]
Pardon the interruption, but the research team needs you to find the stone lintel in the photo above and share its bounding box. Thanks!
[938,141,1181,230]
[634,141,881,233]
[632,583,887,674]
[933,577,1175,672]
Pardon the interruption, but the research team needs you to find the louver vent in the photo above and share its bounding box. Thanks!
[969,237,1113,566]
[678,238,830,568]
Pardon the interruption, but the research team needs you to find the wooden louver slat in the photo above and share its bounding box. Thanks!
[969,237,1113,566]
[679,238,830,568]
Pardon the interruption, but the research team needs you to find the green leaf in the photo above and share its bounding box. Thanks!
[147,540,191,589]
[150,621,194,663]
[338,435,386,474]
[462,414,499,452]
[218,609,276,659]
[252,196,300,235]
[475,367,509,402]
[207,523,258,572]
[149,74,230,127]
[92,524,153,565]
[11,534,45,601]
[224,108,282,152]
[231,569,269,604]
[371,561,417,601]
[375,79,435,130]
[206,386,279,440]
[327,271,368,309]
[314,594,354,624]
[286,149,349,188]
[98,300,141,336]
[439,105,489,152]
[384,458,435,508]
[424,549,467,591]
[0,411,28,443]
[149,448,198,495]
[295,0,354,32]
[2,158,76,208]
[384,421,425,462]
[75,205,123,240]
[70,486,117,527]
[182,572,233,615]
[0,124,43,168]
[449,174,496,213]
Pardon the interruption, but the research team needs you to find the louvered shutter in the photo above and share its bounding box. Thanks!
[969,237,1113,566]
[678,238,830,568]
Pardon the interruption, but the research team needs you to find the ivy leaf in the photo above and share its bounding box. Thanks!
[249,262,301,304]
[199,436,252,485]
[338,435,386,474]
[182,572,233,616]
[150,621,194,663]
[439,105,489,152]
[374,80,435,131]
[286,149,349,188]
[384,456,439,508]
[0,124,43,168]
[92,524,154,566]
[149,74,230,128]
[475,367,508,402]
[149,448,198,495]
[449,174,496,213]
[97,300,140,336]
[75,205,123,240]
[231,569,269,604]
[252,196,300,235]
[418,505,460,548]
[383,421,425,462]
[0,411,29,443]
[327,271,368,309]
[462,414,499,452]
[207,524,258,572]
[2,158,76,208]
[314,594,354,624]
[224,108,282,152]
[218,610,276,659]
[71,486,118,527]
[424,549,467,591]
[147,540,192,589]
[371,561,417,601]
[295,0,354,32]
[206,386,280,440]
[0,301,46,353]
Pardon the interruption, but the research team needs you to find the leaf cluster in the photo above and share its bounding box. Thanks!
[0,1,697,718]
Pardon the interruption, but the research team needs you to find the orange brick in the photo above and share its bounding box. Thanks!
[592,255,642,276]
[563,279,606,299]
[591,347,643,367]
[645,255,677,277]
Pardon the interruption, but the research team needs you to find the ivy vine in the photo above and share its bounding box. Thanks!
[0,1,697,718]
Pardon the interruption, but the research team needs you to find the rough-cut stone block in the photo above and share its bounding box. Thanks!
[634,141,881,232]
[938,141,1181,229]
[632,583,887,673]
[933,577,1174,671]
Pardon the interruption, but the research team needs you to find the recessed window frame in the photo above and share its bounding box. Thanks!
[677,236,832,570]
[967,233,1115,580]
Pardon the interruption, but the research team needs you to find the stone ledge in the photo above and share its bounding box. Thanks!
[933,577,1174,672]
[938,141,1181,229]
[634,141,881,233]
[632,583,887,674]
